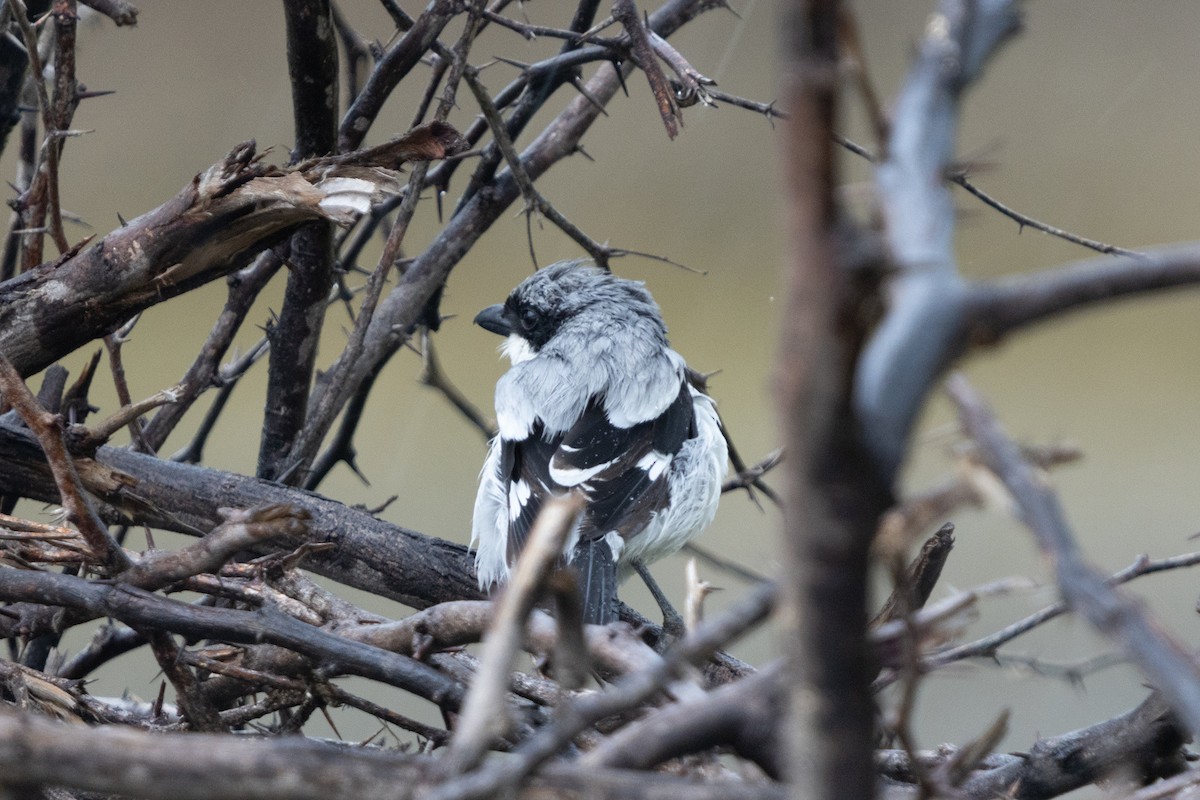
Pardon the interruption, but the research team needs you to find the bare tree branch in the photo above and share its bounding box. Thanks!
[947,374,1200,734]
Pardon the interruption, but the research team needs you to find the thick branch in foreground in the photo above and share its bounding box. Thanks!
[854,0,1021,481]
[777,3,889,799]
[0,705,783,800]
[0,420,479,611]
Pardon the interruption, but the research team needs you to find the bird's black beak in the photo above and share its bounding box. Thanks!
[474,304,512,336]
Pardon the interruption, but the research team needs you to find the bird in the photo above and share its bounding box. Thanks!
[471,260,727,625]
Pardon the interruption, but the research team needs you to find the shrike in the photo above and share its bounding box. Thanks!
[471,260,727,624]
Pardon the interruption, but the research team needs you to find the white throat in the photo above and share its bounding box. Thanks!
[501,334,536,365]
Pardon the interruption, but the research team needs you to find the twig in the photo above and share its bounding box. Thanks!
[950,169,1143,258]
[718,418,780,509]
[837,7,887,150]
[417,329,494,441]
[705,87,785,120]
[923,548,1200,674]
[461,65,618,269]
[612,0,679,139]
[991,650,1125,684]
[170,339,269,464]
[44,0,77,255]
[647,31,714,107]
[142,629,225,731]
[9,0,60,268]
[431,0,484,124]
[683,558,717,632]
[304,361,379,490]
[834,133,1139,259]
[329,2,370,105]
[441,493,585,774]
[101,316,153,451]
[121,505,310,589]
[0,355,130,573]
[720,447,782,499]
[320,682,450,745]
[948,373,1200,734]
[480,9,620,47]
[680,541,768,584]
[424,580,776,800]
[871,523,955,629]
[77,384,180,449]
[337,0,458,152]
[141,250,282,453]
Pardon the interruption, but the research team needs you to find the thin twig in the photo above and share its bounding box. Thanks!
[0,355,130,573]
[417,329,494,441]
[923,548,1200,674]
[425,580,776,800]
[948,373,1200,734]
[441,493,585,774]
[612,0,679,138]
[79,384,180,448]
[461,65,619,269]
[834,133,1140,258]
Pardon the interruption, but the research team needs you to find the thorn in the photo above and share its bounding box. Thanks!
[613,60,630,97]
[569,77,608,115]
[577,14,616,40]
[492,54,531,72]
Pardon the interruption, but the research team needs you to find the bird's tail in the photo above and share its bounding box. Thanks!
[573,537,619,624]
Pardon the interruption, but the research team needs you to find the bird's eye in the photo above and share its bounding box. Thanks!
[520,307,539,330]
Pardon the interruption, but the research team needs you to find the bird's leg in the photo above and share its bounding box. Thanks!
[632,560,686,646]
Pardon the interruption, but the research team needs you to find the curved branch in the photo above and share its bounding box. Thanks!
[964,242,1200,345]
[948,375,1200,734]
[854,0,1021,481]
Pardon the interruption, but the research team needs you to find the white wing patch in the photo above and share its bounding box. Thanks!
[636,450,672,482]
[507,478,532,521]
[549,457,616,487]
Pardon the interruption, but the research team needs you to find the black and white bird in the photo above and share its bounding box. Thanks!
[471,260,727,624]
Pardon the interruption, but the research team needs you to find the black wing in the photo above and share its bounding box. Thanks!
[500,380,695,623]
[560,381,694,540]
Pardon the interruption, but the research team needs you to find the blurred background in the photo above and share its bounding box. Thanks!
[10,0,1200,781]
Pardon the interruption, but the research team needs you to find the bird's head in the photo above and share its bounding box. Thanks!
[475,260,666,365]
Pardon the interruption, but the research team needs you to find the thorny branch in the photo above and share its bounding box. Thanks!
[0,3,1199,800]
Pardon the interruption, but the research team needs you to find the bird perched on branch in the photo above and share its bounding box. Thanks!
[471,260,727,624]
